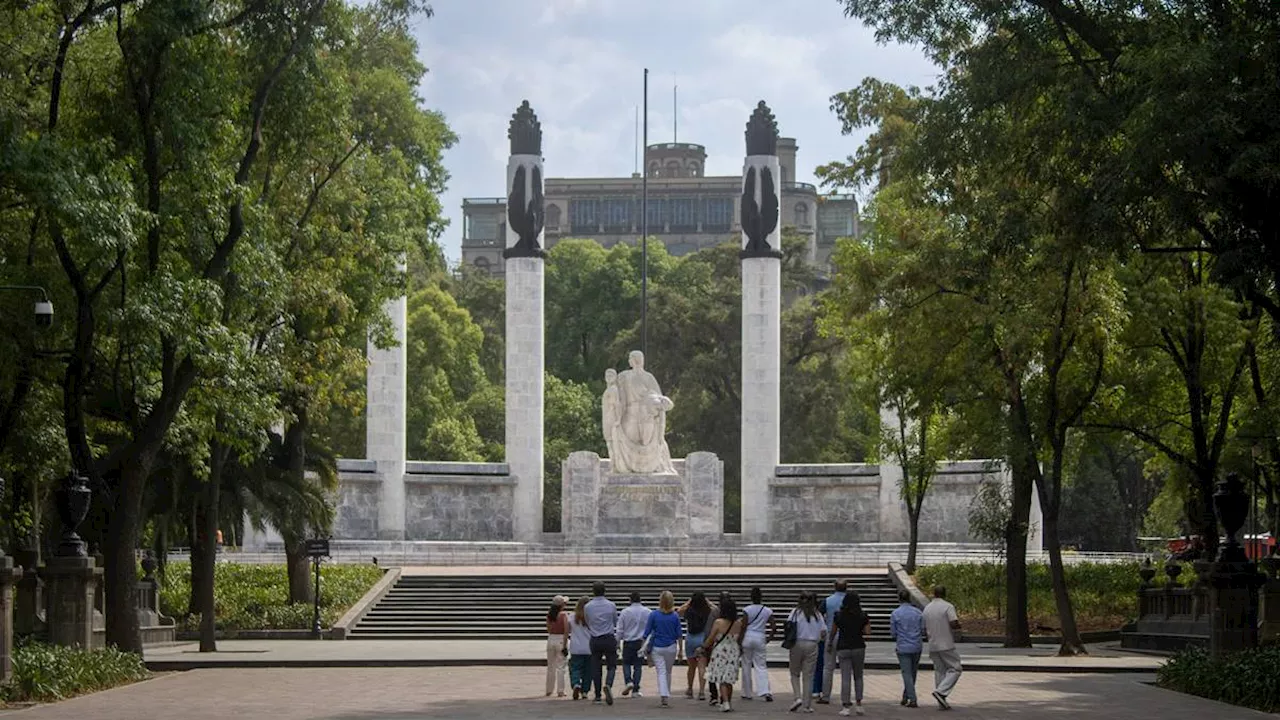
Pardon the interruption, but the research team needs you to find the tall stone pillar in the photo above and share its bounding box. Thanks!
[0,556,20,682]
[504,101,547,542]
[739,101,783,541]
[368,289,408,540]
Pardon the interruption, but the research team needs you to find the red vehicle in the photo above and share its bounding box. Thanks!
[1153,534,1276,560]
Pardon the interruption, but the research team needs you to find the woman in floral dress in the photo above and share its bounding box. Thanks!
[702,592,745,713]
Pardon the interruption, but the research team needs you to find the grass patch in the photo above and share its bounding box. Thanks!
[0,643,149,703]
[159,561,385,632]
[914,561,1141,634]
[1157,645,1280,713]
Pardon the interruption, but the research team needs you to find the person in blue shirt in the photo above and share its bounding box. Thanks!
[643,590,685,708]
[889,590,926,707]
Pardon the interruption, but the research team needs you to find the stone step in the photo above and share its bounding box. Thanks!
[349,571,902,640]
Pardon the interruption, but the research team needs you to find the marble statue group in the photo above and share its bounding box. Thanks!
[602,351,676,475]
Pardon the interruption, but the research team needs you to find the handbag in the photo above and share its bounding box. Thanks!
[781,610,798,650]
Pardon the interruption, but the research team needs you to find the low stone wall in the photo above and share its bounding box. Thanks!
[333,460,514,542]
[404,462,515,541]
[769,459,1034,546]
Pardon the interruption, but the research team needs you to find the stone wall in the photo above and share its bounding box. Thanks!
[333,460,514,542]
[335,465,381,540]
[770,465,882,543]
[404,462,515,541]
[769,460,1036,546]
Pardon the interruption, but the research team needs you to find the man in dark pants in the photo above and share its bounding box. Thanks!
[584,581,620,705]
[616,590,652,697]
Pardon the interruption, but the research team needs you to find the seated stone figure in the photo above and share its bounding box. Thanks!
[602,350,676,475]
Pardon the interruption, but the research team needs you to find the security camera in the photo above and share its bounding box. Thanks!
[34,300,53,327]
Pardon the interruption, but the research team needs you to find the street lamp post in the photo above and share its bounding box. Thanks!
[0,285,54,326]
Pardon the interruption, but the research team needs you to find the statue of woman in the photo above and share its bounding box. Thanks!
[602,368,621,462]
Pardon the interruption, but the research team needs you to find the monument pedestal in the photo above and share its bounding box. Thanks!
[0,556,20,682]
[562,451,722,548]
[43,556,100,649]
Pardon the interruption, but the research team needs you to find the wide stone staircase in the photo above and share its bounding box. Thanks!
[349,572,901,641]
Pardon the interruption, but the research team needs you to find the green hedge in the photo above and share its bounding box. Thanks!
[1157,646,1280,713]
[159,562,384,632]
[914,561,1141,631]
[0,643,149,703]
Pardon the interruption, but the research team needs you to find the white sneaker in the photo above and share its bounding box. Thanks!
[789,699,804,712]
[839,708,851,717]
[720,701,732,712]
[633,690,643,698]
[856,704,865,716]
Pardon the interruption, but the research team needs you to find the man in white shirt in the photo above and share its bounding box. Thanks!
[615,591,652,698]
[585,581,620,705]
[921,585,962,710]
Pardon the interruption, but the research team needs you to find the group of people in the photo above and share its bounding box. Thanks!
[543,579,964,714]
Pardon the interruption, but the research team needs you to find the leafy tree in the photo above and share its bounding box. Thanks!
[0,0,453,652]
[406,281,488,461]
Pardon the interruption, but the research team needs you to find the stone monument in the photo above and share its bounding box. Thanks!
[739,101,783,542]
[562,352,722,547]
[604,351,675,475]
[505,100,547,542]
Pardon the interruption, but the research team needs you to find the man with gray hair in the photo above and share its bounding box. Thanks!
[922,585,963,710]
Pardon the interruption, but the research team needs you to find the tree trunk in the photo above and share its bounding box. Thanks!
[187,482,203,617]
[906,506,921,575]
[1193,468,1219,561]
[1042,511,1087,655]
[285,540,312,604]
[187,539,202,616]
[104,460,151,653]
[1004,461,1033,647]
[197,438,228,653]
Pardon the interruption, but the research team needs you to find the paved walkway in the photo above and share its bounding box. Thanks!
[142,640,1162,673]
[3,667,1267,719]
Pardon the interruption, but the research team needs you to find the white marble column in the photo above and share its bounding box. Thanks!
[739,102,784,541]
[504,101,547,543]
[367,293,407,540]
[506,254,544,542]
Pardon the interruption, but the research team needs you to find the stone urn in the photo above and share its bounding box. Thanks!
[54,471,91,558]
[141,551,158,582]
[1138,558,1157,589]
[1213,473,1249,563]
[1164,559,1184,587]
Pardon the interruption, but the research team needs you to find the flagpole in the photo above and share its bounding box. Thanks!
[641,68,649,357]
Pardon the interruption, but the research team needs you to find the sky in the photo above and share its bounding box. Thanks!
[413,0,940,263]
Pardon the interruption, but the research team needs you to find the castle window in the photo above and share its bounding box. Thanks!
[701,197,733,233]
[545,203,561,230]
[795,201,810,227]
[569,198,598,234]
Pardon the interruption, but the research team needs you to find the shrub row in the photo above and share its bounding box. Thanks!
[0,643,149,703]
[158,561,384,631]
[914,561,1141,631]
[1157,645,1280,713]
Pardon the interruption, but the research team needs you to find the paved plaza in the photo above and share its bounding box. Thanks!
[141,640,1163,673]
[3,667,1268,719]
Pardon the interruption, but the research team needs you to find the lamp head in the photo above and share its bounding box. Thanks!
[34,300,53,327]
